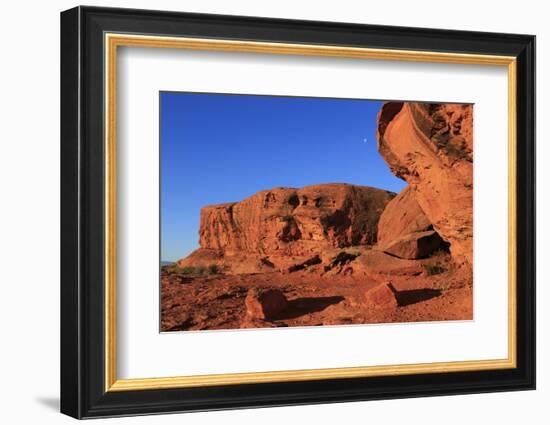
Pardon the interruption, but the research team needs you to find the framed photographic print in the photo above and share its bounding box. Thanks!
[60,6,535,419]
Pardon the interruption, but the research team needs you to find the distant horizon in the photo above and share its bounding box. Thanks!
[160,92,407,262]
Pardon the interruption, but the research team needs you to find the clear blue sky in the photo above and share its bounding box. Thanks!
[160,92,406,261]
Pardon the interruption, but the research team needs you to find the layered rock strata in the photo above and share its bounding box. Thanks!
[179,184,395,270]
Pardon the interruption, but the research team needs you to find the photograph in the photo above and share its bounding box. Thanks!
[160,93,474,332]
[57,4,536,419]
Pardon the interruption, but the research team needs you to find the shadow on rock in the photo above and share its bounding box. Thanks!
[276,296,344,320]
[394,288,441,307]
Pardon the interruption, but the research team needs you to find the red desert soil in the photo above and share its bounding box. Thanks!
[161,248,472,332]
[161,102,474,332]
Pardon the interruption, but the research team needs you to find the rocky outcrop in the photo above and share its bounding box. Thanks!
[377,186,432,246]
[245,288,288,320]
[377,102,473,265]
[377,186,444,259]
[365,282,398,309]
[382,230,444,260]
[196,183,395,257]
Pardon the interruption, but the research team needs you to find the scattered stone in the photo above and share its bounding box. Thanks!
[365,282,398,309]
[288,255,322,273]
[324,251,359,272]
[245,288,288,320]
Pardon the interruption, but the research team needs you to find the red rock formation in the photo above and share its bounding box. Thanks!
[161,103,475,333]
[377,102,473,265]
[196,183,395,257]
[377,186,432,246]
[382,230,443,260]
[377,185,444,259]
[365,282,398,309]
[245,288,288,320]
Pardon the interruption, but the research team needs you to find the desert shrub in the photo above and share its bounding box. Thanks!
[162,264,177,273]
[424,264,446,276]
[208,264,220,274]
[434,280,452,292]
[166,264,222,276]
[179,266,196,275]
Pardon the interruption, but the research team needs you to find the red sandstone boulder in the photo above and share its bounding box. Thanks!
[377,186,443,260]
[354,249,425,276]
[365,282,398,308]
[377,102,473,266]
[377,186,432,246]
[382,230,443,260]
[245,288,288,320]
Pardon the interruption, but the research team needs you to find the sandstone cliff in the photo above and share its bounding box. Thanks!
[197,183,395,257]
[376,102,473,265]
[178,183,395,272]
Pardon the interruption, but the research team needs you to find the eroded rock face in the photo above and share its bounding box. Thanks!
[377,185,432,246]
[377,102,473,265]
[197,183,395,257]
[377,186,444,259]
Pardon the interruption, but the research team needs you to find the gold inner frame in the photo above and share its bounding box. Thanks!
[104,33,517,392]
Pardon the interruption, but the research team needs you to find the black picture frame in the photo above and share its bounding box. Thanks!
[61,5,535,419]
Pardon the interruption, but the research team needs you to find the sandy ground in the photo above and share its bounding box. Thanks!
[161,250,472,332]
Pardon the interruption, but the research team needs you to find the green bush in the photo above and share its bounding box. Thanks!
[180,266,196,275]
[162,264,177,273]
[424,264,446,276]
[164,264,223,276]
